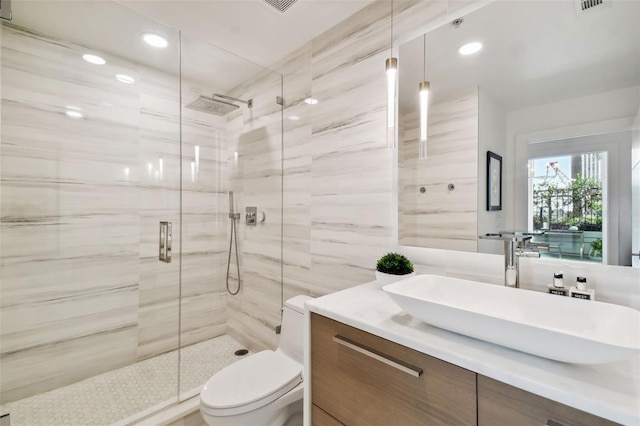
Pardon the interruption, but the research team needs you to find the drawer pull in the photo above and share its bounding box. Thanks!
[546,420,566,426]
[333,335,423,377]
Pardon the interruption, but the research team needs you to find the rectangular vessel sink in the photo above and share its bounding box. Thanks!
[383,274,640,364]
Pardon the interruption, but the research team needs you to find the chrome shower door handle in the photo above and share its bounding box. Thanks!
[159,221,172,263]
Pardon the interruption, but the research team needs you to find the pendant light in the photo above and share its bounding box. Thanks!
[386,0,397,148]
[419,34,430,159]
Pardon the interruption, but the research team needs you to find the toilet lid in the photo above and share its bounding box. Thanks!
[200,350,302,411]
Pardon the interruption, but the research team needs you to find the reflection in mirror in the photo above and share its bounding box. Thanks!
[398,0,639,268]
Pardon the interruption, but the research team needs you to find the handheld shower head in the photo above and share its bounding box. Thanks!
[228,191,240,219]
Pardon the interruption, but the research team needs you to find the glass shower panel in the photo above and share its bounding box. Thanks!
[0,1,181,424]
[178,32,284,399]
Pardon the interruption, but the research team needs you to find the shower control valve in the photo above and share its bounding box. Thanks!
[246,207,257,226]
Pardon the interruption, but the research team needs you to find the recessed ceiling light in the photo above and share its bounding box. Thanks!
[142,33,169,48]
[288,115,300,121]
[116,74,135,84]
[82,54,106,65]
[65,109,83,119]
[304,97,318,105]
[458,42,483,56]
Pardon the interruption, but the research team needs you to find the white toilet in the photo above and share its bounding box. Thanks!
[200,295,312,426]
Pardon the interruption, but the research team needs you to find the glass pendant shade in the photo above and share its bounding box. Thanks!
[419,81,430,159]
[386,57,398,130]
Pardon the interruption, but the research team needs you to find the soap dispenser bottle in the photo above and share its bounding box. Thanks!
[547,272,566,296]
[569,276,595,300]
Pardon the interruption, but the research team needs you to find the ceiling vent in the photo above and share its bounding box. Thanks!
[575,0,611,14]
[263,0,298,13]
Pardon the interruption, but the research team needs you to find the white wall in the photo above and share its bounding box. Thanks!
[504,86,640,232]
[478,87,507,254]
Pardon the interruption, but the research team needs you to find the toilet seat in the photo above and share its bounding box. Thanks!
[200,350,302,417]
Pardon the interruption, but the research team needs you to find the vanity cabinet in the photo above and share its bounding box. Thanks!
[477,375,619,426]
[312,404,344,426]
[311,313,624,426]
[310,313,477,426]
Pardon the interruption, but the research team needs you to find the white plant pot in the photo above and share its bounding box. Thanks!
[375,271,416,284]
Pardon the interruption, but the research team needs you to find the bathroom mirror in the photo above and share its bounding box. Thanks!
[398,0,640,267]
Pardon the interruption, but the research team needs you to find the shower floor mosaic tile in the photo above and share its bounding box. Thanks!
[1,335,249,426]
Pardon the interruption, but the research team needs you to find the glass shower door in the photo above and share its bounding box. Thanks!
[178,31,284,400]
[0,1,182,424]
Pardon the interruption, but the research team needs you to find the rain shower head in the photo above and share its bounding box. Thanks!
[185,95,239,116]
[185,93,253,117]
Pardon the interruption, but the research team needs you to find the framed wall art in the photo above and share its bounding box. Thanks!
[487,151,502,211]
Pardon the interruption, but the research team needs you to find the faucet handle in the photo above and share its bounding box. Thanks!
[480,233,532,242]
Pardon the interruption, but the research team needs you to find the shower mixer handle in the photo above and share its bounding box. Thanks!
[245,207,257,226]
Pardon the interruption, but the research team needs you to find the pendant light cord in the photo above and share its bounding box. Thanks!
[423,34,426,81]
[390,0,393,54]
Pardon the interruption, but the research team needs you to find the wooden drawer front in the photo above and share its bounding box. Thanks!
[313,404,345,426]
[311,313,476,426]
[478,375,620,426]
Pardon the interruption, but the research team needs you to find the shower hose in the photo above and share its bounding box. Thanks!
[226,213,241,295]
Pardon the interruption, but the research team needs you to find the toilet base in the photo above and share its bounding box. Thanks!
[201,384,303,426]
[282,400,303,426]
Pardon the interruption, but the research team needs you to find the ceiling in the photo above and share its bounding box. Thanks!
[9,0,373,93]
[399,0,640,113]
[117,0,375,68]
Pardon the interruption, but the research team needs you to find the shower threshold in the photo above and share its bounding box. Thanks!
[1,335,249,426]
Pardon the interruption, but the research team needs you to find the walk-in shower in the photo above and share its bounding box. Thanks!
[0,1,283,424]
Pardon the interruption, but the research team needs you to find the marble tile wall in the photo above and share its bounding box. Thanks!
[259,0,474,312]
[399,89,478,251]
[225,68,285,352]
[1,23,143,402]
[238,0,638,353]
[0,23,229,402]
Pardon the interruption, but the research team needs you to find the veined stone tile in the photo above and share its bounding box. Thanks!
[399,89,478,249]
[179,292,226,347]
[393,0,449,40]
[311,193,393,245]
[309,241,385,295]
[311,153,392,197]
[0,325,138,404]
[311,0,390,65]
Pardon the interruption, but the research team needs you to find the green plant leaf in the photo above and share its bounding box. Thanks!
[376,252,414,275]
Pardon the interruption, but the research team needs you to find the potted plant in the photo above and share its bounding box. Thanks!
[375,252,415,284]
[589,238,603,259]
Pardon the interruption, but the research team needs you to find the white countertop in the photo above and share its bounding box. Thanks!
[305,279,640,426]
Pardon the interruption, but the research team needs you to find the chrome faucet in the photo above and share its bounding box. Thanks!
[480,232,549,288]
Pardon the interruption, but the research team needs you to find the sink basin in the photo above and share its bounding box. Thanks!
[382,274,640,364]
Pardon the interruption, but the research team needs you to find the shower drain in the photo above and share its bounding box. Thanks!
[234,349,249,356]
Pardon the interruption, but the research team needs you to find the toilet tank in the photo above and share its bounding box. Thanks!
[277,295,313,364]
